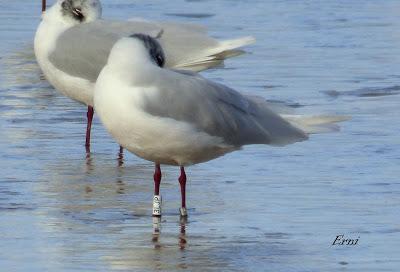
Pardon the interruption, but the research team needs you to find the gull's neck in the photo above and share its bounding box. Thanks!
[41,2,74,29]
[35,3,71,61]
[109,58,159,86]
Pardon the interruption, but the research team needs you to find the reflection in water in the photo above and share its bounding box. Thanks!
[152,217,162,249]
[152,216,162,236]
[32,153,293,271]
[152,216,188,250]
[117,146,124,167]
[85,150,94,173]
[116,179,126,195]
[179,216,188,250]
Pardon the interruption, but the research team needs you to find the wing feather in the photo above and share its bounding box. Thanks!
[48,19,254,82]
[142,71,308,147]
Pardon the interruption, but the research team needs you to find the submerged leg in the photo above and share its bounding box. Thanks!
[85,106,94,150]
[152,164,162,217]
[179,166,188,217]
[117,146,124,167]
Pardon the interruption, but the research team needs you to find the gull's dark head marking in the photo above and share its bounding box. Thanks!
[60,0,102,23]
[129,33,166,67]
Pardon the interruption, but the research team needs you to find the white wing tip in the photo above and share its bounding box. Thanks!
[219,36,256,50]
[283,115,350,134]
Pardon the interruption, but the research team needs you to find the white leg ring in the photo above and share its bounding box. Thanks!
[152,195,162,216]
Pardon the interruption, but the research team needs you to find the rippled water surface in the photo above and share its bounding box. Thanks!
[1,0,400,271]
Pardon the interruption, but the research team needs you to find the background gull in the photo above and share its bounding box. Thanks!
[35,0,255,151]
[94,35,347,217]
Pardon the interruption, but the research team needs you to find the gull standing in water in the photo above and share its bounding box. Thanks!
[94,35,347,217]
[35,0,255,151]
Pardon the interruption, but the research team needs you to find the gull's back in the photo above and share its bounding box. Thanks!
[49,19,255,83]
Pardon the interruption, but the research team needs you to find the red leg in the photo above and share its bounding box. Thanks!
[152,164,162,217]
[179,166,188,217]
[154,164,162,195]
[85,106,94,150]
[42,0,46,12]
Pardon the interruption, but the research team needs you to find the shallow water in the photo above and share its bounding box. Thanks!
[1,0,400,271]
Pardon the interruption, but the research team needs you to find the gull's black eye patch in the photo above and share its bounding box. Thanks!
[61,0,85,22]
[130,33,166,67]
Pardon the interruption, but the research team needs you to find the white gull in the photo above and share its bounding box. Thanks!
[94,35,347,217]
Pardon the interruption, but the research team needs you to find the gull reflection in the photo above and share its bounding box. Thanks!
[179,216,188,250]
[117,146,124,167]
[85,150,94,173]
[115,179,125,194]
[151,216,188,251]
[152,217,162,249]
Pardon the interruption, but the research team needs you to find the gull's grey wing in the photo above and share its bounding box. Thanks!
[48,20,163,82]
[95,20,226,69]
[48,19,253,82]
[143,72,308,147]
[127,17,208,34]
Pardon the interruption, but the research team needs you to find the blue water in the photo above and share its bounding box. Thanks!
[1,0,400,271]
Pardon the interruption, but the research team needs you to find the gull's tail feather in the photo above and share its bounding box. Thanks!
[216,36,256,54]
[174,36,255,72]
[282,115,350,134]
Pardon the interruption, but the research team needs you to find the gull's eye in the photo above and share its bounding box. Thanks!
[71,7,84,21]
[156,54,164,67]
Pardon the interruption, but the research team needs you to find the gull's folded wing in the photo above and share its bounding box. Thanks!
[49,20,255,82]
[142,71,308,147]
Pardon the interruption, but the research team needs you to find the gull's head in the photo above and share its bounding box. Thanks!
[53,0,102,25]
[108,34,166,70]
[129,33,166,68]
